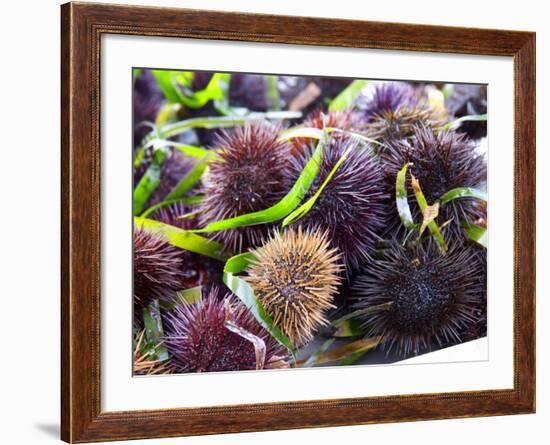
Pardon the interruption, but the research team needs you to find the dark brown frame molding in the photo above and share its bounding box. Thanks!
[61,2,536,442]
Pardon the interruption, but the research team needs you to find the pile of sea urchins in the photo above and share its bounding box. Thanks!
[133,75,487,374]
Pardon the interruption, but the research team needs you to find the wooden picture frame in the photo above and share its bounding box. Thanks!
[61,2,536,442]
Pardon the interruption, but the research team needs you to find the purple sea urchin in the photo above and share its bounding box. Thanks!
[381,126,486,236]
[352,240,485,357]
[133,229,185,309]
[198,122,293,252]
[356,82,417,123]
[288,135,389,272]
[247,227,343,347]
[163,288,291,373]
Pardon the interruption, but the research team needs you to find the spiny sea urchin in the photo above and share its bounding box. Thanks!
[355,82,417,123]
[352,240,486,357]
[246,226,343,347]
[291,108,353,155]
[133,228,185,310]
[287,135,389,273]
[198,122,293,252]
[163,288,291,373]
[381,126,486,237]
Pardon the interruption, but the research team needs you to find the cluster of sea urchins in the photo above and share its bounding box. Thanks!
[163,288,291,373]
[352,240,485,357]
[246,226,343,346]
[132,74,488,372]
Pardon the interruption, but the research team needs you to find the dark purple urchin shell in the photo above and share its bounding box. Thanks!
[355,82,418,123]
[152,203,224,290]
[351,240,486,357]
[287,135,389,274]
[291,108,354,155]
[381,126,486,238]
[133,229,185,310]
[163,288,291,373]
[133,70,165,148]
[198,122,293,253]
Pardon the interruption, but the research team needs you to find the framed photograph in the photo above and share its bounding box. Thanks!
[61,2,535,442]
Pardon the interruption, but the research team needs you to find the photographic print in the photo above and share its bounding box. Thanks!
[132,69,488,376]
[61,5,535,440]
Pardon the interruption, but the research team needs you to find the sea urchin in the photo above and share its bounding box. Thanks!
[288,135,389,273]
[352,240,485,357]
[246,226,343,347]
[355,81,417,124]
[198,122,293,253]
[133,228,185,310]
[163,288,291,373]
[381,126,486,237]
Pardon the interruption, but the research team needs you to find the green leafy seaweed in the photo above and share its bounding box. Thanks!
[265,75,281,111]
[164,157,210,201]
[463,222,488,248]
[139,195,204,219]
[142,300,169,361]
[177,286,202,305]
[395,163,416,230]
[438,187,487,206]
[302,339,336,367]
[283,134,349,227]
[411,174,448,254]
[133,149,166,215]
[329,79,369,111]
[444,113,487,131]
[135,217,228,261]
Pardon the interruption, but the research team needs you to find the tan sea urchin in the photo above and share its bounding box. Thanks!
[247,227,343,347]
